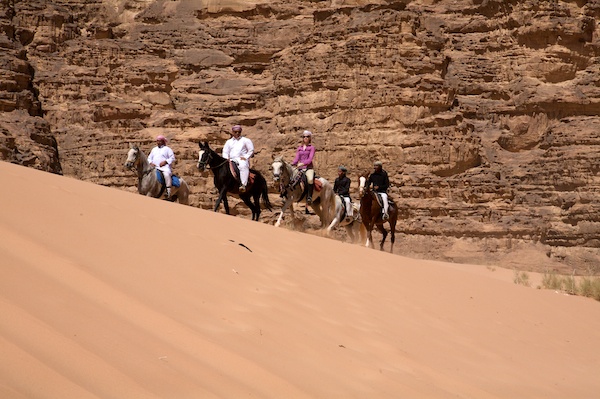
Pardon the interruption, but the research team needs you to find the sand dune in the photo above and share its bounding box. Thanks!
[1,160,599,398]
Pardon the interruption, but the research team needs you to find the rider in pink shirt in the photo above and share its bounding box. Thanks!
[292,130,316,204]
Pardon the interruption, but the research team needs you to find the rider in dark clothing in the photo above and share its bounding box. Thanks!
[334,166,353,217]
[367,161,390,219]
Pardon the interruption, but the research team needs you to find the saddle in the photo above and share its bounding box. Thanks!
[373,191,394,208]
[338,195,358,224]
[155,170,181,187]
[291,170,323,192]
[228,160,256,187]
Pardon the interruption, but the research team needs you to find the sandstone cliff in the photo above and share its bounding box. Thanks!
[1,0,599,274]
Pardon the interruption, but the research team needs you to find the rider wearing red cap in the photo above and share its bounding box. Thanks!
[148,135,176,198]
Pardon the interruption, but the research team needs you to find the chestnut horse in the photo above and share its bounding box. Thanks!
[358,172,397,252]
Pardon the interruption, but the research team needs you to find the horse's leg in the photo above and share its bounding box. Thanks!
[241,194,258,221]
[214,186,229,213]
[326,216,339,235]
[252,191,262,221]
[388,214,397,253]
[364,221,374,248]
[326,199,343,235]
[345,224,355,243]
[377,223,388,251]
[275,197,294,227]
[359,222,367,246]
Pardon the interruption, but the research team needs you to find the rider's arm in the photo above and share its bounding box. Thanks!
[291,146,301,165]
[243,138,254,160]
[342,177,351,195]
[381,171,390,191]
[148,148,157,166]
[165,147,175,166]
[304,145,316,166]
[222,140,231,159]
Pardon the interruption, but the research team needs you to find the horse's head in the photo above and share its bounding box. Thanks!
[271,156,284,183]
[358,172,370,197]
[125,145,140,169]
[197,141,212,171]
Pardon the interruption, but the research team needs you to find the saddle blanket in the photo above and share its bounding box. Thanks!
[156,171,181,187]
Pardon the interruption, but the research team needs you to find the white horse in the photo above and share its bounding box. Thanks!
[125,144,190,204]
[271,156,335,228]
[326,196,366,243]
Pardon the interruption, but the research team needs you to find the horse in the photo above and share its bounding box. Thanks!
[271,156,335,228]
[125,144,190,204]
[358,172,398,252]
[326,196,366,243]
[197,141,272,221]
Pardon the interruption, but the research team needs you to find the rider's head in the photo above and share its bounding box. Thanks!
[156,135,167,146]
[231,125,242,137]
[302,130,312,142]
[338,165,347,175]
[373,160,383,171]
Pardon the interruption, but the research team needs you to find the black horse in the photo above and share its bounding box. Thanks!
[197,141,272,221]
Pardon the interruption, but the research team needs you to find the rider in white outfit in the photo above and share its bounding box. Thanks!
[148,135,175,198]
[222,125,254,192]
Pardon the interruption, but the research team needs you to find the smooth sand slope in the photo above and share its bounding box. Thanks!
[1,160,599,399]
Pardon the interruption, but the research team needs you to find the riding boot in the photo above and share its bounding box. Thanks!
[306,183,313,205]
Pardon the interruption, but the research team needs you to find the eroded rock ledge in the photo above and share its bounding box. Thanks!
[1,0,599,273]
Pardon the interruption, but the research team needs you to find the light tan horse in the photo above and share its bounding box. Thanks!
[326,195,366,243]
[125,144,190,204]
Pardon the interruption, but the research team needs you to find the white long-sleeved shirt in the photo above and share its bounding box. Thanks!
[222,136,254,161]
[148,145,175,171]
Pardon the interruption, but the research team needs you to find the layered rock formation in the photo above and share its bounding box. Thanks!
[1,0,599,273]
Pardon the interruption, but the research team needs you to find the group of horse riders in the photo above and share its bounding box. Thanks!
[147,125,391,221]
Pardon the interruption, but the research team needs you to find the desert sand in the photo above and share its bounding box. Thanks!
[1,160,599,399]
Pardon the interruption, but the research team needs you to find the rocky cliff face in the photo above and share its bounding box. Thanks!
[1,0,599,274]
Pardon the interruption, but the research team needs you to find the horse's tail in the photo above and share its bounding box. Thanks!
[255,171,272,211]
[178,179,190,205]
[320,180,336,228]
[261,175,273,211]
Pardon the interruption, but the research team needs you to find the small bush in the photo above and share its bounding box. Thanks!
[541,271,600,302]
[513,270,530,287]
[578,277,600,301]
[542,272,563,291]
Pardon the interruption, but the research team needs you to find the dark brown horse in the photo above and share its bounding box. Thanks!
[358,172,397,252]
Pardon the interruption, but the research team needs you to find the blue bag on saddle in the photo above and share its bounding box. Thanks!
[155,170,181,187]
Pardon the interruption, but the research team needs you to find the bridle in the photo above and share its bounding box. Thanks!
[272,160,299,198]
[198,148,228,171]
[126,146,154,181]
[197,149,211,171]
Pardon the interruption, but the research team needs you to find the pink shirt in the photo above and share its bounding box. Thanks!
[292,145,315,169]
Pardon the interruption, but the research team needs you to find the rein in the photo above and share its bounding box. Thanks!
[200,150,228,170]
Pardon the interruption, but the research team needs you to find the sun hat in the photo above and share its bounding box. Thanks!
[374,160,383,166]
[302,130,312,137]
